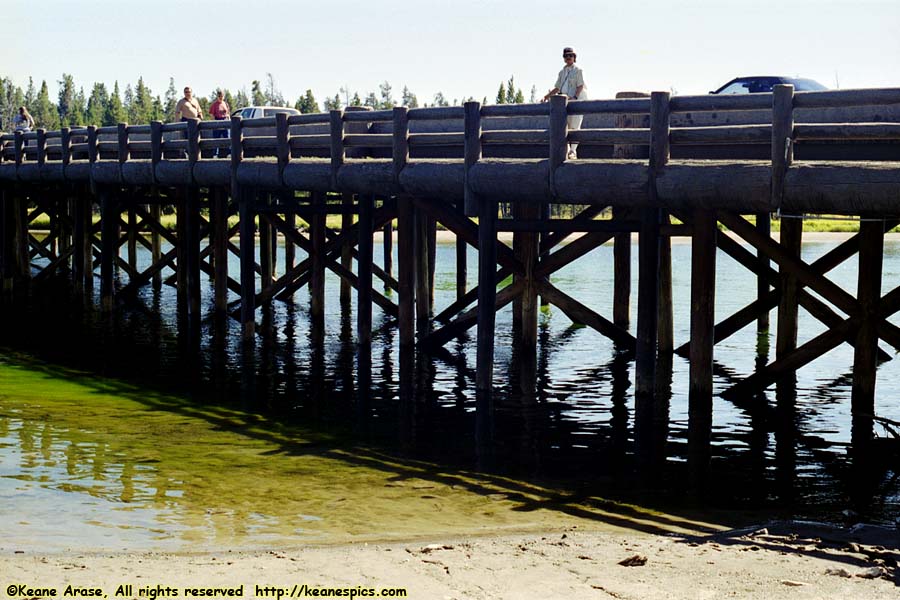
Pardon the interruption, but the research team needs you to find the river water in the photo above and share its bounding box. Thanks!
[1,236,898,551]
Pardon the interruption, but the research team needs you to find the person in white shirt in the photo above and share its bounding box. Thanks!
[542,47,588,159]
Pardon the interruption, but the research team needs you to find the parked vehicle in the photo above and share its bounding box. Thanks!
[710,76,828,94]
[230,106,300,119]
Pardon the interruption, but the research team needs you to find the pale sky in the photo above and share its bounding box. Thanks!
[7,0,899,106]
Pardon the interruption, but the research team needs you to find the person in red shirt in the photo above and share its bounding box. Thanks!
[208,90,230,156]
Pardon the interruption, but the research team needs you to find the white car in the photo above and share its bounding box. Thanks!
[231,106,300,120]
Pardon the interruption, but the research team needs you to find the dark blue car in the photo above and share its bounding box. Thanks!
[710,76,828,94]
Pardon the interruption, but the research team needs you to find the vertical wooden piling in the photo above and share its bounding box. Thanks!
[398,195,415,347]
[310,190,326,333]
[383,220,393,289]
[688,208,717,485]
[340,192,353,305]
[635,91,669,397]
[99,189,117,310]
[851,218,883,450]
[259,192,273,291]
[475,198,498,395]
[150,121,163,290]
[756,212,771,330]
[358,194,374,345]
[657,212,674,354]
[772,84,799,361]
[230,116,255,340]
[212,187,229,311]
[613,207,631,329]
[456,198,467,301]
[415,207,431,326]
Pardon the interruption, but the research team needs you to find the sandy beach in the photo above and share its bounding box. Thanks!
[4,522,898,600]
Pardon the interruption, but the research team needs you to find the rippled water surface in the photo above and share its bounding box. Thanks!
[1,236,898,551]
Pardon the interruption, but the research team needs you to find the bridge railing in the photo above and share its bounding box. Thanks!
[2,87,899,176]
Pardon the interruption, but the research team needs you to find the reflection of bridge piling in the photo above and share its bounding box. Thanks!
[2,85,900,483]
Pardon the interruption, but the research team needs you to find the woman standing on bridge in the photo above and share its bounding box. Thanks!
[542,47,587,159]
[13,107,35,134]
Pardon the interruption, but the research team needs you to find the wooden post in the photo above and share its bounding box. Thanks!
[548,94,568,196]
[176,190,188,306]
[772,84,800,363]
[475,199,498,395]
[310,190,326,335]
[124,122,136,272]
[99,189,117,311]
[36,129,47,166]
[398,195,415,347]
[150,202,162,289]
[383,220,393,290]
[230,116,254,340]
[851,218,883,451]
[13,131,23,168]
[456,197,467,302]
[427,216,437,309]
[238,192,256,340]
[636,91,669,397]
[688,208,717,486]
[519,203,540,352]
[212,186,228,311]
[392,106,409,188]
[284,196,296,273]
[330,109,344,189]
[186,186,201,318]
[658,211,674,354]
[415,205,431,326]
[771,84,794,210]
[1,187,13,292]
[358,194,374,345]
[756,212,771,331]
[776,216,802,359]
[259,192,273,290]
[613,207,631,328]
[340,192,353,305]
[13,189,28,280]
[275,113,291,280]
[463,102,481,217]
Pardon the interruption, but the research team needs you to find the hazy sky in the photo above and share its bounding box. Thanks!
[7,0,899,105]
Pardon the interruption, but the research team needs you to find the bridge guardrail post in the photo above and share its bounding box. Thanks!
[330,109,345,189]
[392,106,408,190]
[36,129,47,167]
[150,121,162,184]
[13,131,23,169]
[771,84,794,209]
[275,112,290,186]
[463,101,481,216]
[548,94,568,198]
[60,128,71,169]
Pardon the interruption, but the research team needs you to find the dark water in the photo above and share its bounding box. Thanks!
[2,236,899,546]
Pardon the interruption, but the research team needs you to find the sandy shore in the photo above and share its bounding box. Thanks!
[4,523,897,599]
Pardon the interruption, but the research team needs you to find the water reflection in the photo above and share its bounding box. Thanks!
[2,239,900,553]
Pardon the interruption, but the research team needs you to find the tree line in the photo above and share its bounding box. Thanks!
[1,72,536,131]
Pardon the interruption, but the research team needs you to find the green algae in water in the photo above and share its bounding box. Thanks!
[0,357,725,552]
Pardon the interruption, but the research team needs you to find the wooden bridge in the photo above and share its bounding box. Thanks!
[2,85,900,479]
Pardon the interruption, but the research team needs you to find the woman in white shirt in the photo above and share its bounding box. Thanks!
[542,47,587,159]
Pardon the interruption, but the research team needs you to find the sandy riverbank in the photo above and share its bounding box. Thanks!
[4,523,897,599]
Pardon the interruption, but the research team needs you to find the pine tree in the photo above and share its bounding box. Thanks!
[251,80,266,106]
[57,73,77,126]
[71,87,87,126]
[105,81,126,125]
[264,73,285,106]
[86,82,109,126]
[33,80,60,129]
[164,78,178,118]
[401,86,418,108]
[130,77,155,124]
[294,89,319,114]
[123,84,134,123]
[235,89,250,110]
[496,83,506,104]
[379,81,395,109]
[25,77,36,109]
[529,85,537,103]
[363,92,379,109]
[432,92,449,107]
[323,94,341,111]
[350,92,362,107]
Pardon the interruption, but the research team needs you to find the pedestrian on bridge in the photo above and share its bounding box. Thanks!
[542,46,587,159]
[208,90,230,157]
[174,86,203,122]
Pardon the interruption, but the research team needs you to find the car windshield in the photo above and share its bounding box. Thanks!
[790,78,828,91]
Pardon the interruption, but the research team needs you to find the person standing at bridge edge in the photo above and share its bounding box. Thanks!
[542,47,587,159]
[13,106,35,146]
[174,86,202,122]
[208,90,230,157]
